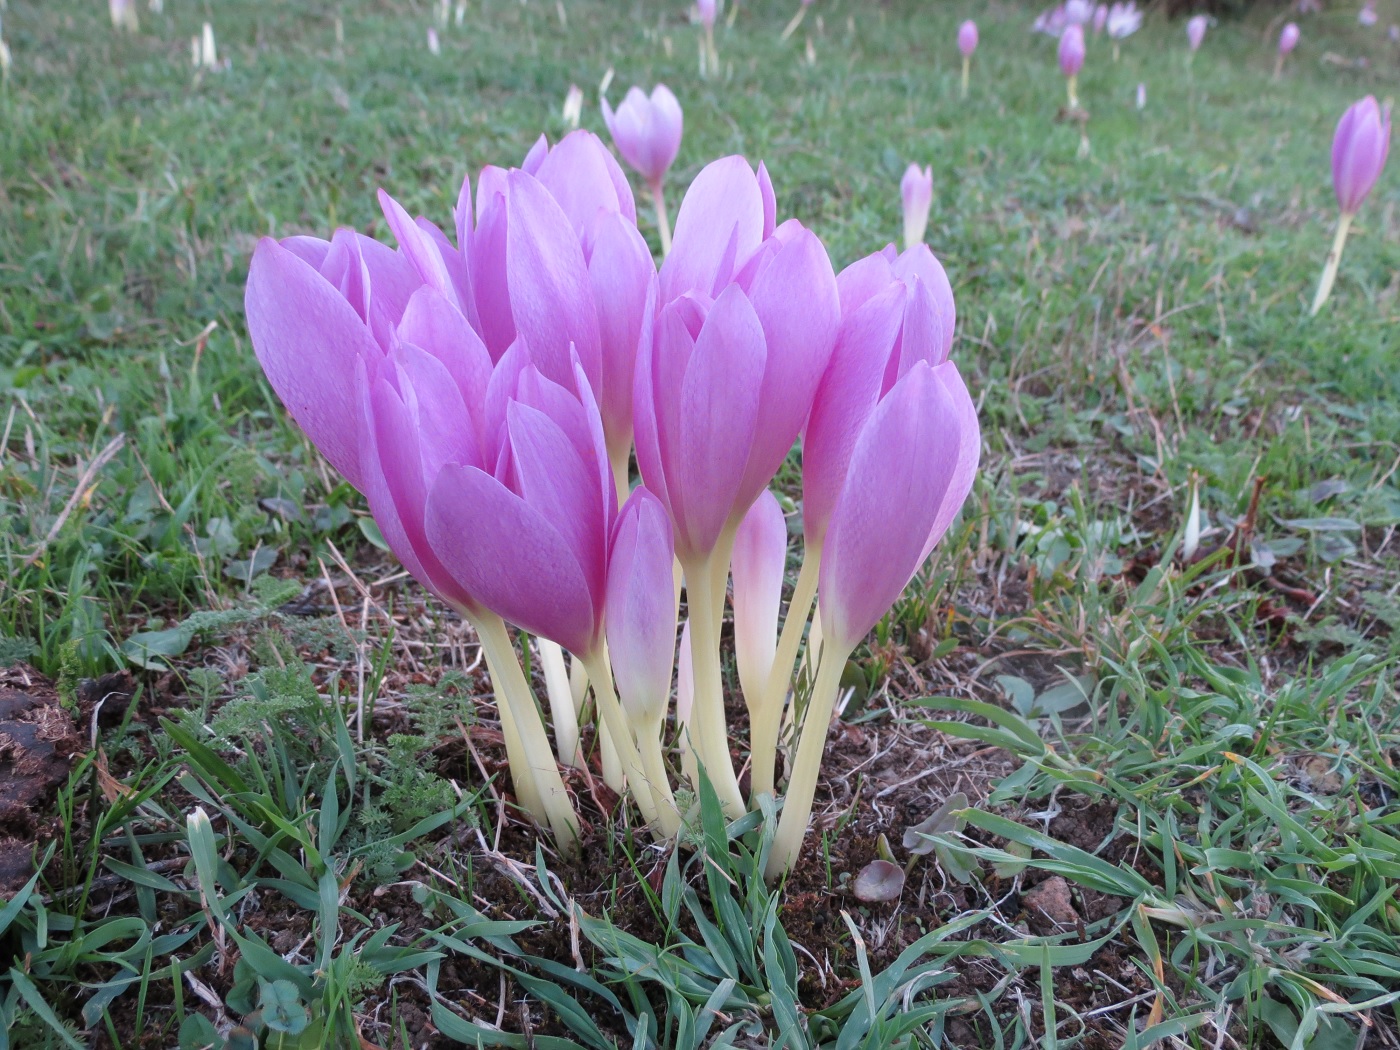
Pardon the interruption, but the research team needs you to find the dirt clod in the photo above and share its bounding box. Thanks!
[0,665,83,892]
[1022,876,1078,932]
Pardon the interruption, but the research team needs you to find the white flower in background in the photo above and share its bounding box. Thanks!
[109,0,139,32]
[562,83,584,128]
[1106,1,1142,39]
[427,26,441,54]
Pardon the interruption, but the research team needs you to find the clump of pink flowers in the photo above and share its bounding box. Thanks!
[243,129,980,878]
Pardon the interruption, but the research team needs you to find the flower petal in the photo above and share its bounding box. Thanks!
[673,285,766,556]
[732,489,786,707]
[606,487,678,724]
[427,463,596,654]
[802,283,906,546]
[245,237,380,491]
[660,156,765,302]
[819,362,968,652]
[506,170,604,392]
[738,226,840,512]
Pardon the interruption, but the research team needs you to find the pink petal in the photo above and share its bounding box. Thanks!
[587,212,657,451]
[281,235,330,270]
[919,362,981,563]
[836,249,897,314]
[605,487,678,723]
[379,189,463,314]
[506,401,608,610]
[245,238,380,491]
[505,170,603,392]
[415,215,479,333]
[522,134,549,175]
[738,227,840,511]
[397,286,493,447]
[426,464,597,655]
[892,245,956,362]
[672,286,766,557]
[470,186,515,359]
[801,283,906,547]
[819,362,969,652]
[659,156,765,302]
[534,130,636,237]
[757,161,777,241]
[731,489,787,704]
[359,366,479,612]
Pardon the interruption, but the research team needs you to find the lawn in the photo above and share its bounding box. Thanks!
[1,0,1399,1046]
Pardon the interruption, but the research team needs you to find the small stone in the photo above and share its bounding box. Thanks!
[1023,876,1078,929]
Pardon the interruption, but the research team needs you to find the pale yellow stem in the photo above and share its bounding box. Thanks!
[650,182,672,258]
[473,613,579,850]
[679,547,746,817]
[961,56,970,99]
[766,637,850,880]
[1067,74,1078,111]
[780,5,805,40]
[537,638,582,768]
[582,653,666,831]
[1311,212,1353,316]
[749,547,820,800]
[598,711,624,792]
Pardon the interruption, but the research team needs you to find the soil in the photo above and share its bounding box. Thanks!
[0,664,83,892]
[36,447,1400,1049]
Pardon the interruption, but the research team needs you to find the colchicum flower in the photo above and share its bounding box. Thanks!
[1276,22,1299,78]
[1059,24,1085,109]
[1312,96,1391,314]
[601,85,684,255]
[958,20,979,97]
[1106,1,1141,60]
[1186,14,1207,52]
[901,163,933,249]
[244,133,980,879]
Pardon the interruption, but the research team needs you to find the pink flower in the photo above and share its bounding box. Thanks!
[900,163,933,249]
[1332,95,1391,214]
[1093,5,1108,32]
[958,20,979,55]
[1106,1,1141,38]
[819,360,978,652]
[634,157,839,558]
[697,0,716,27]
[731,491,787,708]
[803,244,962,554]
[1279,22,1300,53]
[605,487,679,724]
[1059,23,1086,76]
[601,84,684,190]
[1186,15,1208,50]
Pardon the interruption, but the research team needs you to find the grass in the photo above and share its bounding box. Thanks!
[2,0,1399,1046]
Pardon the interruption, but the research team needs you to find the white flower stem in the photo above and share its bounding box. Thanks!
[1311,212,1353,316]
[537,638,582,768]
[780,5,805,41]
[598,712,624,791]
[582,652,668,832]
[749,546,821,800]
[1067,74,1078,111]
[765,636,850,881]
[680,541,746,818]
[961,57,970,100]
[472,612,580,850]
[607,438,632,505]
[650,182,672,258]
